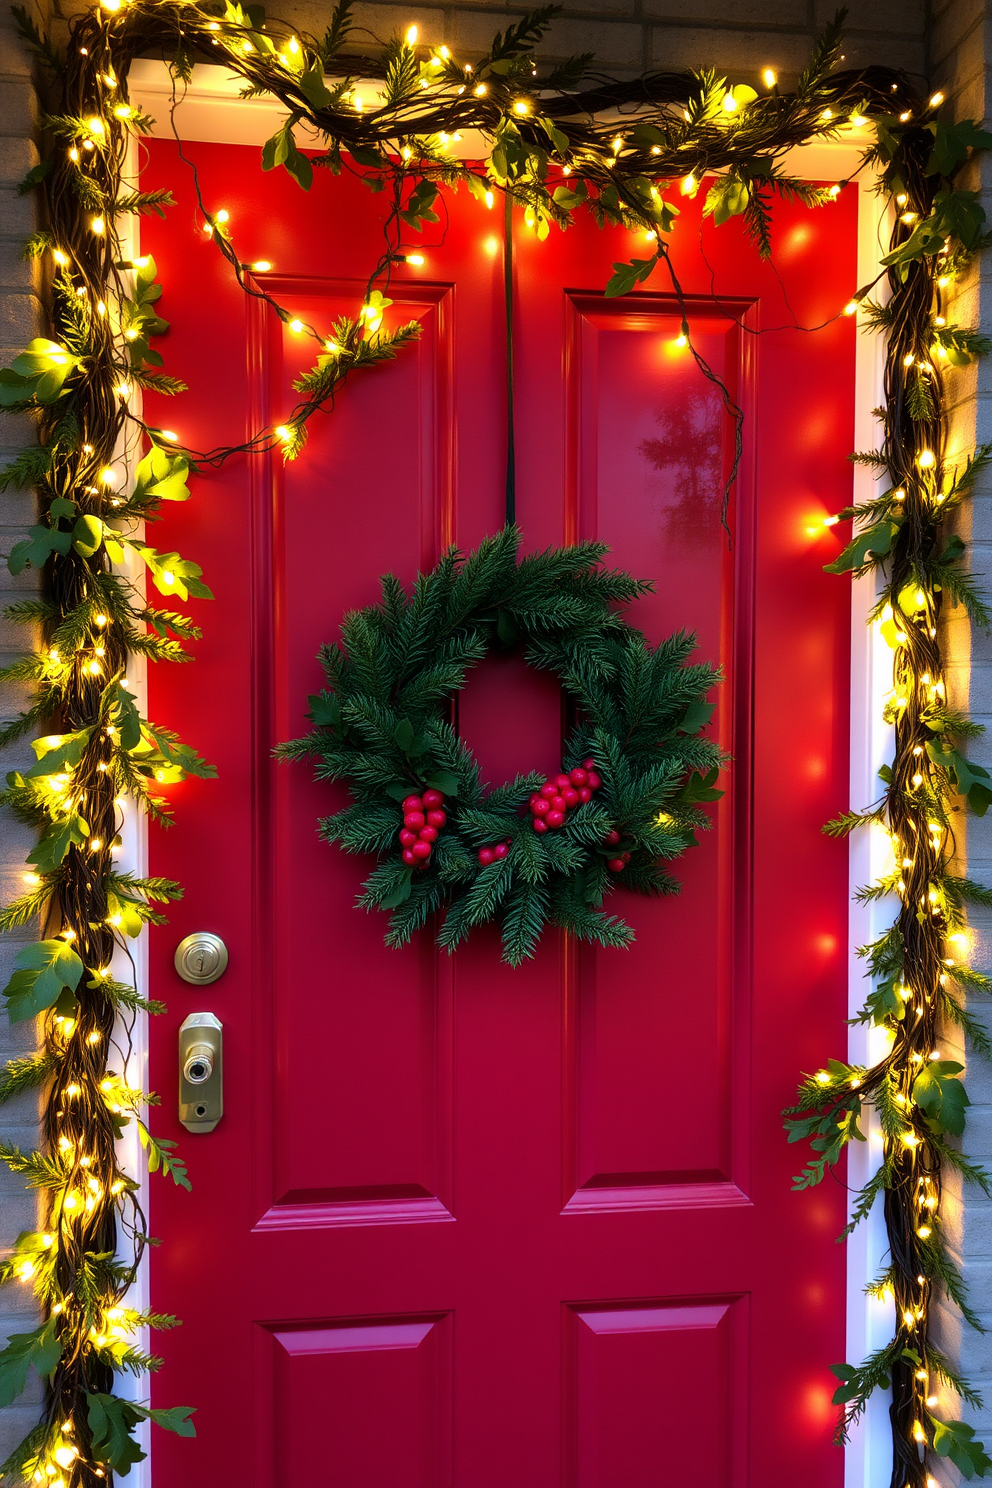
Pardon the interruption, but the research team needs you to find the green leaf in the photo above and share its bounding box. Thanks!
[0,1319,61,1407]
[23,728,92,780]
[927,741,992,815]
[26,813,90,873]
[138,1124,191,1190]
[2,938,84,1022]
[72,513,104,557]
[394,718,416,751]
[824,518,900,574]
[914,1059,970,1136]
[423,770,459,797]
[378,870,413,909]
[931,1417,992,1478]
[604,255,657,298]
[88,1393,146,1475]
[703,174,749,226]
[928,120,992,179]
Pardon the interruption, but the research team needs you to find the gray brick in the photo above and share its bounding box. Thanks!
[0,81,34,138]
[649,24,811,77]
[645,0,805,23]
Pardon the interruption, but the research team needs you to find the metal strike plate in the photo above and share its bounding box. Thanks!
[174,932,228,985]
[178,1012,223,1133]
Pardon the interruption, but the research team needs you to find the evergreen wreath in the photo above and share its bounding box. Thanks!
[278,527,724,965]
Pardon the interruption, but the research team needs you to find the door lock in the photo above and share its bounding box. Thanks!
[178,1013,223,1133]
[174,932,228,985]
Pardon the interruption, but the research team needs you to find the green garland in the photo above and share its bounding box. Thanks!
[279,527,723,965]
[0,0,989,1480]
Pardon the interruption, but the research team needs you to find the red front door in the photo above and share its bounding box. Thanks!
[141,140,857,1486]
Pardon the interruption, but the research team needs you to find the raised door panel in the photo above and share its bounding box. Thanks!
[249,282,456,1228]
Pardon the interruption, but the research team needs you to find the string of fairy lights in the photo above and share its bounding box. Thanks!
[0,0,989,1480]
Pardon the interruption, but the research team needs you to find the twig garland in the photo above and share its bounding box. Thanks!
[0,0,989,1480]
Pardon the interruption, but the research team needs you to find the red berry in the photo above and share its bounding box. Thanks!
[577,786,592,803]
[555,773,571,789]
[586,771,602,791]
[402,794,424,813]
[478,848,495,866]
[422,788,444,809]
[540,782,559,800]
[605,829,621,846]
[622,852,630,864]
[529,792,542,807]
[551,795,567,813]
[531,798,550,816]
[426,809,447,829]
[402,848,416,866]
[607,858,625,872]
[532,818,548,833]
[404,811,426,830]
[582,757,595,770]
[546,809,565,828]
[569,767,588,786]
[494,842,509,858]
[411,840,432,860]
[562,788,579,808]
[419,825,438,843]
[399,828,418,847]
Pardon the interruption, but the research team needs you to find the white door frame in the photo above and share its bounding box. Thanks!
[122,69,890,1484]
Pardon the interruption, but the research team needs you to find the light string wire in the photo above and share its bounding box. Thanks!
[0,0,988,1481]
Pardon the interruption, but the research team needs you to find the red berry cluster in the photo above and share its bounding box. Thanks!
[529,759,602,834]
[603,828,630,874]
[398,789,447,868]
[477,840,510,866]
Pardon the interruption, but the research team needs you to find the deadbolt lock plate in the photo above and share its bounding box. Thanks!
[179,1012,223,1133]
[174,932,228,985]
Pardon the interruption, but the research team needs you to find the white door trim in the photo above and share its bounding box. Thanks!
[127,70,889,1483]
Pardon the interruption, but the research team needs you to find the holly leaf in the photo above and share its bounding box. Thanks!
[423,771,459,798]
[379,871,413,909]
[0,1319,61,1407]
[914,1059,969,1136]
[2,938,84,1022]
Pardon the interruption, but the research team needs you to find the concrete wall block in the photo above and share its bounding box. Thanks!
[645,0,806,24]
[0,82,35,139]
[0,293,41,348]
[816,0,930,34]
[649,24,810,75]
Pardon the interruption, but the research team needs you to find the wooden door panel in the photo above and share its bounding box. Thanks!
[255,284,455,1227]
[565,1299,745,1487]
[140,138,857,1486]
[263,1314,452,1487]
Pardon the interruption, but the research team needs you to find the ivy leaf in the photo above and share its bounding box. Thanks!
[87,1393,147,1475]
[23,728,92,780]
[136,547,213,602]
[678,699,714,734]
[111,683,143,751]
[27,813,90,873]
[7,523,73,573]
[703,174,749,226]
[931,1417,992,1478]
[823,518,900,574]
[926,741,992,815]
[0,1319,62,1407]
[928,120,992,179]
[914,1059,969,1137]
[2,939,84,1022]
[261,118,312,190]
[604,255,658,298]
